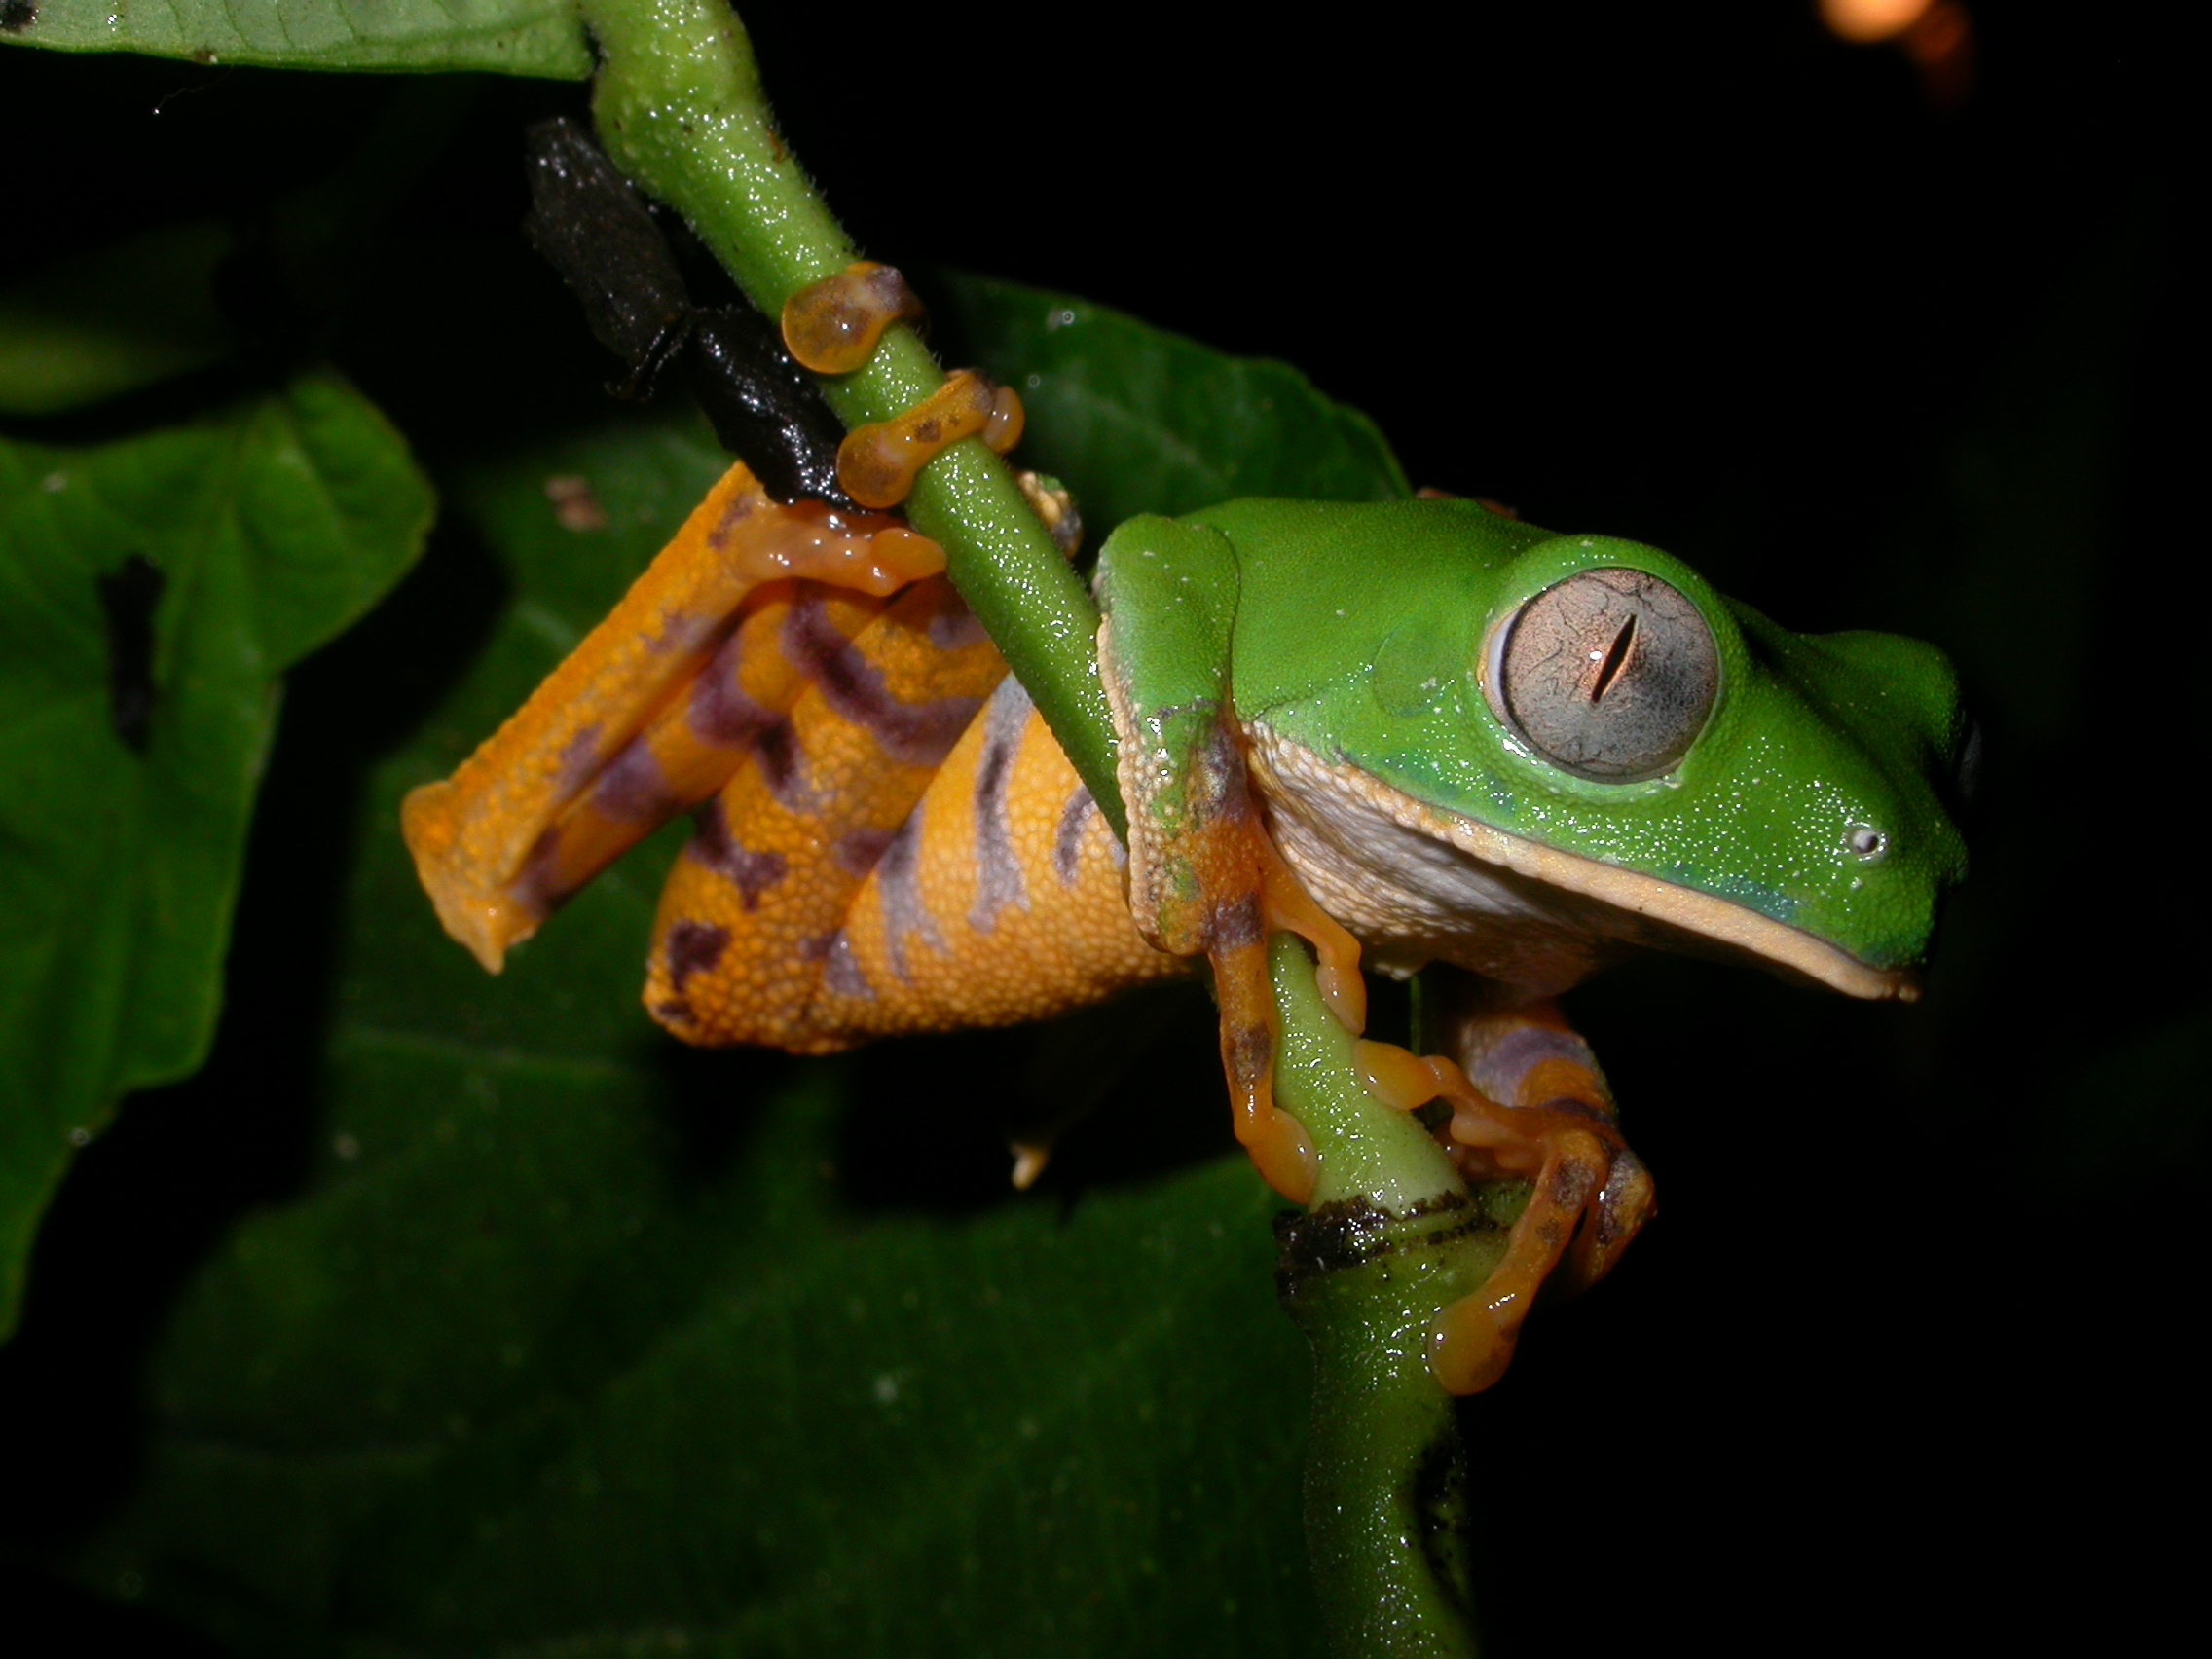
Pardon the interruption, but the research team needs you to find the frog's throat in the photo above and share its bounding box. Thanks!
[1245,724,1918,1004]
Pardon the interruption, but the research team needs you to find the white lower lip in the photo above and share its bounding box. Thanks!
[1249,725,1919,1004]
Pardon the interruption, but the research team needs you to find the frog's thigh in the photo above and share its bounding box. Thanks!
[403,461,940,970]
[645,576,1004,1051]
[816,679,1188,1040]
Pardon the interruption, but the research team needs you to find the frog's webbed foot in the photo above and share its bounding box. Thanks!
[1356,998,1656,1395]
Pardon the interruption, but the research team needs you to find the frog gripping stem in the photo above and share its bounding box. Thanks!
[1356,996,1656,1394]
[833,369,1025,511]
[1100,628,1366,1203]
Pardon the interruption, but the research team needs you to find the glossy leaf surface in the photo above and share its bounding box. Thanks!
[51,276,1404,1653]
[932,272,1411,531]
[0,374,433,1334]
[2,0,591,78]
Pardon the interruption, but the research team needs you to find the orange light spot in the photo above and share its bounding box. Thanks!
[543,474,608,533]
[1819,0,1931,44]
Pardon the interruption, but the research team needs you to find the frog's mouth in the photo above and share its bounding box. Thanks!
[1246,726,1919,1003]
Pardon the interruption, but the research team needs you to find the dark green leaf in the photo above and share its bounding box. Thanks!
[56,273,1408,1649]
[0,221,237,417]
[932,272,1412,535]
[0,373,433,1335]
[3,0,590,79]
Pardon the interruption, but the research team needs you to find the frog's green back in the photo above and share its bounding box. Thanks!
[1187,498,1969,979]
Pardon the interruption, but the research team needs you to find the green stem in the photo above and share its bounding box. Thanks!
[1271,939,1495,1658]
[1272,939,1466,1213]
[576,0,1122,833]
[574,8,1496,1652]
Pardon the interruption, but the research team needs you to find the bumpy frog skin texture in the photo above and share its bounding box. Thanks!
[405,464,1968,1389]
[1161,498,1969,1001]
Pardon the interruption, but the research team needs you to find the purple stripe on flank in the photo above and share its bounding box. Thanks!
[504,827,569,917]
[687,654,781,748]
[783,595,983,767]
[835,826,897,877]
[874,811,940,982]
[927,606,991,650]
[590,738,682,824]
[689,797,788,910]
[663,920,729,993]
[554,722,606,796]
[820,930,873,1001]
[967,678,1031,932]
[1052,786,1095,887]
[1463,1024,1597,1100]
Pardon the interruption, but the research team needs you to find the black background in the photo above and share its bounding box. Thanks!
[1,3,2195,1653]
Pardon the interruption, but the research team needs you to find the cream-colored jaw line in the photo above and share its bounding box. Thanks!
[1248,726,1919,1004]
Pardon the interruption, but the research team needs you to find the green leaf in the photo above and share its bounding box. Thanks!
[0,220,238,418]
[931,271,1413,534]
[2,0,590,79]
[55,282,1404,1651]
[0,372,433,1336]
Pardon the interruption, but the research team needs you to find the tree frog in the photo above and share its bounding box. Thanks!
[402,245,1970,1397]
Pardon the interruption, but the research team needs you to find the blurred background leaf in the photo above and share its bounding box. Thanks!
[23,268,1404,1652]
[928,275,1410,527]
[0,373,432,1336]
[0,221,238,417]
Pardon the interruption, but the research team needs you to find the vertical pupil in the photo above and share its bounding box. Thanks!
[1493,567,1719,781]
[1589,616,1636,702]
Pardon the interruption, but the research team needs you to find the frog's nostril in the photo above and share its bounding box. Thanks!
[1846,825,1889,861]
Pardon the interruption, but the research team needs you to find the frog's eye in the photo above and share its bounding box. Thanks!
[1490,568,1719,781]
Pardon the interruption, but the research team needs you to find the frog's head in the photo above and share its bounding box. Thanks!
[1235,507,1972,999]
[1476,534,1972,996]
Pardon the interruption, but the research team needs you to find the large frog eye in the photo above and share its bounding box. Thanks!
[1490,568,1718,781]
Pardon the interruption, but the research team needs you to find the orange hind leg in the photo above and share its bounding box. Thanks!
[658,672,1189,1053]
[401,461,945,970]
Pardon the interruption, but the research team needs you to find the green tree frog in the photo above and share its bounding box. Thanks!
[407,262,1970,1398]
